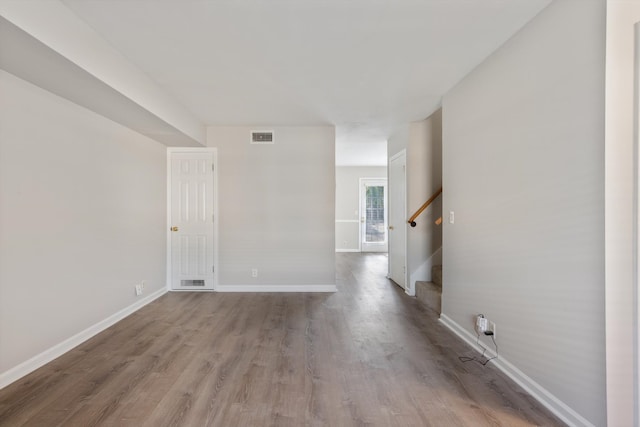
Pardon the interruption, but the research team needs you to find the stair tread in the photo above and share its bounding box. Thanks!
[416,280,441,291]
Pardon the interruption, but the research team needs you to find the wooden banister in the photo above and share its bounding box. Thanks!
[408,187,442,227]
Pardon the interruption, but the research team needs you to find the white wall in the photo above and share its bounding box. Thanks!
[604,1,640,425]
[335,166,387,252]
[207,126,335,289]
[0,1,205,145]
[387,125,409,160]
[387,110,443,290]
[441,1,605,426]
[0,71,167,378]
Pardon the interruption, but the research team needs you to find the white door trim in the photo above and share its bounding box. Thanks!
[634,22,640,426]
[166,147,219,291]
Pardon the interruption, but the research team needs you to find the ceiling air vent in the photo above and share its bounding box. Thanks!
[250,130,274,144]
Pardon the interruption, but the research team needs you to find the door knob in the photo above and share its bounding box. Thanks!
[389,226,394,230]
[170,226,179,232]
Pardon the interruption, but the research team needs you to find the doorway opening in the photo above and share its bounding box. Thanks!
[360,178,388,252]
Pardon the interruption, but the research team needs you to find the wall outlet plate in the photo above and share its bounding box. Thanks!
[135,284,143,296]
[476,315,487,332]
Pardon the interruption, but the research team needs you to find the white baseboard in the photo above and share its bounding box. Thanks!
[336,249,360,253]
[216,284,337,293]
[0,287,167,390]
[439,314,595,427]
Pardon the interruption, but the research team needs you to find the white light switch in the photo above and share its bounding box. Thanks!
[449,211,455,224]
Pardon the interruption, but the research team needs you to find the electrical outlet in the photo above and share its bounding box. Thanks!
[251,268,258,278]
[488,321,496,338]
[476,315,488,333]
[134,284,143,296]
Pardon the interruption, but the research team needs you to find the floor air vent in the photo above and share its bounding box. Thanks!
[181,279,205,287]
[250,130,274,144]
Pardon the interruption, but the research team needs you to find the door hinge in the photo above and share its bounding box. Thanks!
[212,163,214,172]
[212,265,215,273]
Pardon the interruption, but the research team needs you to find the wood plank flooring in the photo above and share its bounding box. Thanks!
[0,253,564,426]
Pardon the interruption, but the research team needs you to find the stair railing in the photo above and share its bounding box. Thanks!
[407,186,442,227]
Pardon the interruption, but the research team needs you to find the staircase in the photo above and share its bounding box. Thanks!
[415,265,442,314]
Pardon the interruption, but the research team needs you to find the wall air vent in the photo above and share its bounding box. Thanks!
[250,130,274,144]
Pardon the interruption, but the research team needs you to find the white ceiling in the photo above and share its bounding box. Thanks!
[61,0,552,166]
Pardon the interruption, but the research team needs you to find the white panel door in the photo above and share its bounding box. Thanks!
[388,151,406,290]
[360,178,388,252]
[170,152,215,290]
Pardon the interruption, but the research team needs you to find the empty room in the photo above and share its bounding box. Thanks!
[0,0,637,426]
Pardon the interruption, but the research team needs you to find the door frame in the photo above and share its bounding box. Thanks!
[166,147,219,291]
[634,21,640,425]
[388,150,407,292]
[359,177,388,252]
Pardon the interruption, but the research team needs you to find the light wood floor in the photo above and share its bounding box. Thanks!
[0,253,564,426]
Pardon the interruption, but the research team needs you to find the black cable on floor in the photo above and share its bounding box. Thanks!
[459,333,498,366]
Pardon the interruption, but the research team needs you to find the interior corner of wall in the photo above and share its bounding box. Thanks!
[409,247,443,286]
